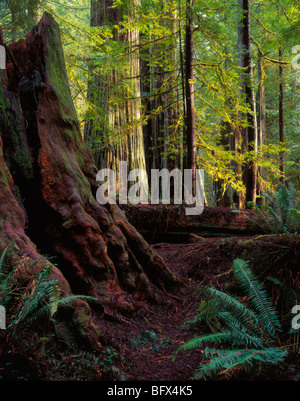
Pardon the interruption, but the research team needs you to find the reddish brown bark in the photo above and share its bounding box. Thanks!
[185,0,197,196]
[238,0,257,205]
[0,13,182,348]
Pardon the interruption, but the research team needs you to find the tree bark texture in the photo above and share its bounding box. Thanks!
[185,0,197,196]
[238,0,258,206]
[85,0,146,184]
[0,13,181,349]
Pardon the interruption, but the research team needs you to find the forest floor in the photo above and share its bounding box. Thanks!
[96,238,224,381]
[1,235,299,381]
[94,236,300,382]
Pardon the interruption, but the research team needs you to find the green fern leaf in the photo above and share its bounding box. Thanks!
[233,259,281,336]
[205,287,261,330]
[194,347,287,380]
[0,243,11,277]
[172,331,232,360]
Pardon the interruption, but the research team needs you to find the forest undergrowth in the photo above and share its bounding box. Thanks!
[1,233,299,381]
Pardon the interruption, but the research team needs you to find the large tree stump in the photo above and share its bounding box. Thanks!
[0,13,181,349]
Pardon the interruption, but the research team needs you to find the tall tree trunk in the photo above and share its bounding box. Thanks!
[279,48,285,184]
[162,5,181,174]
[185,0,197,196]
[85,0,146,187]
[142,33,165,172]
[178,0,187,176]
[257,55,266,203]
[238,0,257,206]
[236,0,245,209]
[141,1,181,190]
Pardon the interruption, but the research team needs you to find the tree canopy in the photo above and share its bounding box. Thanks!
[1,0,299,207]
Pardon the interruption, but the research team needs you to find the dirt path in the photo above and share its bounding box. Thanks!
[95,235,264,381]
[96,240,219,381]
[98,294,204,381]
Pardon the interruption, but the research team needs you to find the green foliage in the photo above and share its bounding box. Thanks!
[78,348,126,380]
[47,347,127,380]
[247,184,300,234]
[129,329,173,352]
[266,276,300,338]
[0,0,41,41]
[0,243,28,309]
[1,0,300,201]
[173,259,299,380]
[0,243,96,333]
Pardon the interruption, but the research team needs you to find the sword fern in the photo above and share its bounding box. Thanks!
[0,244,96,331]
[174,259,298,380]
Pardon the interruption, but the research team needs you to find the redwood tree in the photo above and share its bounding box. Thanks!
[185,0,197,196]
[279,48,285,184]
[0,13,181,348]
[140,0,182,182]
[84,0,146,183]
[238,0,258,205]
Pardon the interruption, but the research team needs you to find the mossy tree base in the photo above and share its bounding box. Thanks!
[0,13,182,350]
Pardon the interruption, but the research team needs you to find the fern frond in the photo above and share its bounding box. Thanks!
[8,277,58,328]
[267,277,299,309]
[176,258,295,380]
[0,243,11,275]
[243,203,273,233]
[58,295,96,308]
[288,209,300,233]
[193,348,248,380]
[205,287,261,331]
[217,312,266,348]
[50,295,97,317]
[16,304,51,327]
[194,347,288,380]
[172,331,232,360]
[267,276,300,330]
[267,207,289,234]
[233,259,281,336]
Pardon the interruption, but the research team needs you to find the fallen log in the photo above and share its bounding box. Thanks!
[122,204,269,241]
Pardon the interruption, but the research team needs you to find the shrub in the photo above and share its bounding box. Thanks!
[247,184,300,234]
